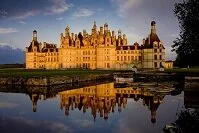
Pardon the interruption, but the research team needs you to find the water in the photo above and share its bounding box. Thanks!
[0,82,191,133]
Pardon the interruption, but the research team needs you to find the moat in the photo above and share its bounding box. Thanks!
[0,80,198,133]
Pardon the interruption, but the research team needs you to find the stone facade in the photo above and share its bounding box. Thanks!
[26,21,166,70]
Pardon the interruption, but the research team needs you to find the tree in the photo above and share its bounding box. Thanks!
[172,0,199,67]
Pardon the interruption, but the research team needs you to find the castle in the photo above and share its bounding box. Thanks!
[26,21,167,69]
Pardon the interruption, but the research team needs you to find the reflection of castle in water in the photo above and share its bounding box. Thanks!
[28,82,165,123]
[58,82,165,123]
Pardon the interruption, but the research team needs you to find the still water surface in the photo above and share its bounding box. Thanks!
[0,82,185,133]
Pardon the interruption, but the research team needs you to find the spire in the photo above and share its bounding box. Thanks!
[93,20,97,29]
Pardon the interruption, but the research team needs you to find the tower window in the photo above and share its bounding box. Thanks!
[154,55,157,60]
[154,62,157,67]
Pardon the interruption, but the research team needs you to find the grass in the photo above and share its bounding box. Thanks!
[165,68,199,74]
[0,68,116,78]
[1,67,199,78]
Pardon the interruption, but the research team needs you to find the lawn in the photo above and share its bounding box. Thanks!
[0,68,116,77]
[165,68,199,74]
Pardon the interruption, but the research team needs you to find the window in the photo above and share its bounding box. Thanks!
[154,55,157,60]
[154,62,157,67]
[154,49,157,52]
[121,56,123,61]
[107,63,110,68]
[124,56,126,61]
[160,55,162,60]
[107,56,110,61]
[117,56,119,61]
[160,49,162,52]
[139,56,141,60]
[128,56,130,60]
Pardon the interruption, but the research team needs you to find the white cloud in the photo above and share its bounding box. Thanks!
[56,17,64,20]
[0,102,18,108]
[73,119,94,128]
[0,42,7,45]
[0,27,18,34]
[111,0,142,17]
[1,0,73,20]
[97,8,104,12]
[171,34,178,38]
[44,2,73,15]
[73,8,94,17]
[19,21,26,24]
[11,11,36,19]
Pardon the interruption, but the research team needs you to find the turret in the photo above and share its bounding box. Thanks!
[93,21,97,31]
[65,25,70,37]
[33,30,37,41]
[151,21,156,34]
[104,22,108,34]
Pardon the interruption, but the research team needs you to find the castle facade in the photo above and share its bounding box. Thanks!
[26,21,166,70]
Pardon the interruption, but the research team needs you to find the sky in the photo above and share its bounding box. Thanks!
[0,0,182,60]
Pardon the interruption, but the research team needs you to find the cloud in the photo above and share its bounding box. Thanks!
[56,17,64,20]
[0,27,18,34]
[111,0,142,17]
[73,119,94,128]
[44,2,73,15]
[171,34,178,38]
[0,116,73,133]
[73,8,94,17]
[0,102,18,109]
[19,21,26,24]
[0,9,8,15]
[0,42,7,45]
[0,0,73,20]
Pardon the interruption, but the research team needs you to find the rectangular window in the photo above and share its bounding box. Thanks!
[159,55,162,60]
[160,49,162,52]
[117,56,119,61]
[107,63,110,68]
[154,49,157,52]
[124,56,126,61]
[154,62,157,67]
[128,56,130,60]
[107,56,110,61]
[154,55,157,60]
[139,56,141,60]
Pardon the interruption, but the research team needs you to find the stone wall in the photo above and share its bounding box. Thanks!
[0,74,113,86]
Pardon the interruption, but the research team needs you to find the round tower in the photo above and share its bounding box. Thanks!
[151,21,156,34]
[33,30,37,41]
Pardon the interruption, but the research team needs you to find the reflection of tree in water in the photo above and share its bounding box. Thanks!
[164,109,199,133]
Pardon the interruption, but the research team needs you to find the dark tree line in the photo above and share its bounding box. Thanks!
[172,0,199,67]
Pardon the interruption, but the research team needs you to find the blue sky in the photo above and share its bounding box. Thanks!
[0,0,182,60]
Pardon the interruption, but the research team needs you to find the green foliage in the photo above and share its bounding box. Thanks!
[172,0,199,67]
[172,109,199,133]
